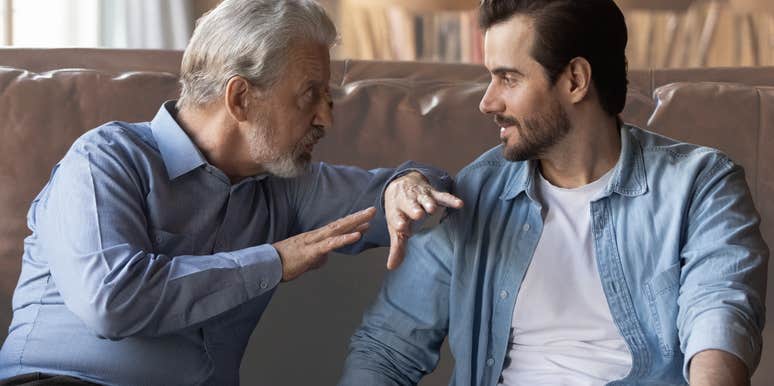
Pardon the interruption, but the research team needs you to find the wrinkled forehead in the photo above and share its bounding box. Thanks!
[483,14,536,71]
[284,40,331,84]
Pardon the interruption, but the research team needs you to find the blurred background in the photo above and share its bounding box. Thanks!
[0,0,771,68]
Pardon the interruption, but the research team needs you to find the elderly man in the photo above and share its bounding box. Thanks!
[341,1,768,385]
[0,1,462,385]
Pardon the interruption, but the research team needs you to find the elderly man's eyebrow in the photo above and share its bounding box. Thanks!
[299,79,326,91]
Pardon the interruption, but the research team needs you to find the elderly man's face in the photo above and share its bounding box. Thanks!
[247,40,332,177]
[479,15,570,162]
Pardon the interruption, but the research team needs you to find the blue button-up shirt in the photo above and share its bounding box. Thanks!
[0,101,451,385]
[341,125,768,386]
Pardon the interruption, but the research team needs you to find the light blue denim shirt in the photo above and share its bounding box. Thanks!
[0,101,451,386]
[341,125,768,386]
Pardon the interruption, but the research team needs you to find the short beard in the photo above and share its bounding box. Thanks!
[256,125,326,179]
[497,99,571,162]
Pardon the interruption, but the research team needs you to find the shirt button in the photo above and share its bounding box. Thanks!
[259,281,268,289]
[522,223,530,232]
[486,358,494,366]
[499,290,508,299]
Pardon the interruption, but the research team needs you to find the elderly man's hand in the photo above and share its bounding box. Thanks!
[384,172,463,270]
[273,207,376,282]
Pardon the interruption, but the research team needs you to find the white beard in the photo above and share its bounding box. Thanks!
[263,151,307,178]
[247,120,322,179]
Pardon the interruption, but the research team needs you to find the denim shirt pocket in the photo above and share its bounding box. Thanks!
[150,228,193,256]
[644,262,681,358]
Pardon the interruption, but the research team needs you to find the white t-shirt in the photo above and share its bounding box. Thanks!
[499,168,632,386]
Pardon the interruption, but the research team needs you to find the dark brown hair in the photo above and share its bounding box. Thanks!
[479,0,629,116]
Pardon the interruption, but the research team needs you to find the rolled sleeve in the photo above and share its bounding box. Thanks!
[683,311,761,381]
[676,158,768,381]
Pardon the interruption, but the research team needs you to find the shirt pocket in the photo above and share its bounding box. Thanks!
[644,262,681,358]
[149,228,193,256]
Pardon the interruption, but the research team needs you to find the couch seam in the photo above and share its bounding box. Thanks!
[755,87,761,201]
[340,59,350,88]
[649,68,655,97]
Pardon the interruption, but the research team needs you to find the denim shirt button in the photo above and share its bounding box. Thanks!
[522,223,530,232]
[259,281,268,289]
[486,358,494,366]
[499,290,508,299]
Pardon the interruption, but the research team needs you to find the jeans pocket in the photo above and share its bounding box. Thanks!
[644,262,681,358]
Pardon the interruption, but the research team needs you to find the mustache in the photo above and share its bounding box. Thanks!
[303,126,326,145]
[494,114,518,128]
[294,126,326,157]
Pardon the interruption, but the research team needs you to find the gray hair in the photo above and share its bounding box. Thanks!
[177,0,338,109]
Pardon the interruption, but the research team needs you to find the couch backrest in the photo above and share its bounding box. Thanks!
[0,49,772,385]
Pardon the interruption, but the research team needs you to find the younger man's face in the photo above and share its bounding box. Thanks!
[479,15,571,162]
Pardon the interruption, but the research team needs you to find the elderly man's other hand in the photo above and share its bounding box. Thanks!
[384,171,463,270]
[273,207,377,281]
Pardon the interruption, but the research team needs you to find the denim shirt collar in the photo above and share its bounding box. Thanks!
[499,124,648,201]
[150,100,207,180]
[605,124,648,197]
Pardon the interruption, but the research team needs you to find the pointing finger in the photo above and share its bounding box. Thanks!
[430,191,464,209]
[386,231,408,270]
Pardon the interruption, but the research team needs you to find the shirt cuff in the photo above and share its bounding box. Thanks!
[227,244,283,298]
[377,161,453,214]
[682,311,761,382]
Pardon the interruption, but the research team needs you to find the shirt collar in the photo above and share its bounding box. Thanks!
[499,159,539,202]
[150,101,207,180]
[498,124,648,201]
[605,124,648,197]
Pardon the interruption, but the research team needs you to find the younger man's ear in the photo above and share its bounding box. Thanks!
[563,57,592,104]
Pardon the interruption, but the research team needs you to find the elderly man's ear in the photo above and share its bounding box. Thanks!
[224,76,256,123]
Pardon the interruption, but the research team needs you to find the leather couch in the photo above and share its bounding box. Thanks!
[0,49,771,385]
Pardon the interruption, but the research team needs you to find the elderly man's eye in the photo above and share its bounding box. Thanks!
[297,89,315,109]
